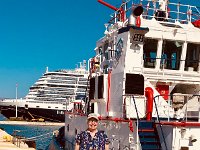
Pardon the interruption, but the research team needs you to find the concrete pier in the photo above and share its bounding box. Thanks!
[0,121,64,126]
[0,129,36,150]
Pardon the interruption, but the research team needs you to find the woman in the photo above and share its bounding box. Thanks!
[75,113,109,150]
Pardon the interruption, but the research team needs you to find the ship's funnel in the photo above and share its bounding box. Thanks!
[128,5,143,26]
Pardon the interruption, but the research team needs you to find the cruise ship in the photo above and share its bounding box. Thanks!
[0,60,89,122]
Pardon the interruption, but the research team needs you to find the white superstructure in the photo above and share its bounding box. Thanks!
[25,61,88,103]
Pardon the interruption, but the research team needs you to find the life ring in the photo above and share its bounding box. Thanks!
[136,16,141,27]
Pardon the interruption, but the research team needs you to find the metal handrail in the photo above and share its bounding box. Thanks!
[132,96,142,150]
[153,95,168,150]
[106,0,200,26]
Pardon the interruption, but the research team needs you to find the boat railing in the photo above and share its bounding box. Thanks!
[131,96,142,150]
[153,95,169,150]
[141,0,200,23]
[154,94,200,122]
[107,0,200,26]
[123,95,146,118]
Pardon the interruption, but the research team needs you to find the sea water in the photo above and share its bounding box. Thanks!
[0,118,62,150]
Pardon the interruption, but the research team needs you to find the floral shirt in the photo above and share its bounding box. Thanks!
[75,130,109,150]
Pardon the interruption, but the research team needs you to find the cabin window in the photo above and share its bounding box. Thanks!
[103,42,109,60]
[108,41,114,58]
[98,75,104,99]
[185,43,200,71]
[89,78,95,100]
[87,103,94,114]
[160,40,183,70]
[103,65,108,74]
[143,39,158,68]
[125,74,144,95]
[99,47,103,63]
[73,103,83,113]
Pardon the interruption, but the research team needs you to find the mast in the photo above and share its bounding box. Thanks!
[97,0,126,22]
[15,83,18,118]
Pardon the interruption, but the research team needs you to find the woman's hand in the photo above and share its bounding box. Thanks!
[105,144,109,150]
[75,143,80,150]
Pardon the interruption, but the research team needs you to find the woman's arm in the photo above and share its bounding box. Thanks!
[75,143,80,150]
[102,131,110,150]
[105,144,109,150]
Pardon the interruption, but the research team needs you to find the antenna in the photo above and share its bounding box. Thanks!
[15,83,18,118]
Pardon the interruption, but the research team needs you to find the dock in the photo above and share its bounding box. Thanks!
[0,121,64,126]
[0,129,35,150]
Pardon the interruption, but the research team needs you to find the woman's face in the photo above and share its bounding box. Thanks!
[87,118,98,131]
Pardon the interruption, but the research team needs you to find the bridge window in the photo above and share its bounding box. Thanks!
[160,40,183,70]
[108,41,114,58]
[104,42,109,60]
[98,47,103,63]
[143,38,158,68]
[185,43,200,71]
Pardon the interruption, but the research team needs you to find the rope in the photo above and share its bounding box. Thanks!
[25,132,53,140]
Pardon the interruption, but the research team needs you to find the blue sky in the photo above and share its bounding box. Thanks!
[0,0,199,98]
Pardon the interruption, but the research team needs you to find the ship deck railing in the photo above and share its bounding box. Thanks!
[154,94,200,123]
[123,94,200,123]
[108,0,200,26]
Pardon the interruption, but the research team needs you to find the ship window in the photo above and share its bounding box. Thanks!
[160,40,183,70]
[99,47,103,63]
[143,38,158,68]
[185,43,200,71]
[103,65,108,74]
[48,106,51,108]
[89,78,95,100]
[55,107,58,108]
[98,75,104,99]
[36,106,39,108]
[125,74,144,95]
[104,42,109,60]
[109,41,114,58]
[90,103,94,113]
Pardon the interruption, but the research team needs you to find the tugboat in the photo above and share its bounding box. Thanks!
[65,0,200,149]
